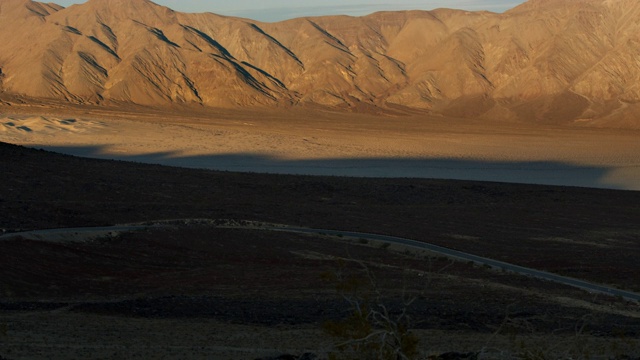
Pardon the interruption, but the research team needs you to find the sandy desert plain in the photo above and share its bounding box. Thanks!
[2,99,640,190]
[1,99,640,360]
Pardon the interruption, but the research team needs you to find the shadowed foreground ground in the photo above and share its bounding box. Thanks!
[2,141,639,291]
[1,142,639,359]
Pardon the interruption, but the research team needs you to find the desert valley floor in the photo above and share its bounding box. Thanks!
[2,103,640,190]
[1,103,640,359]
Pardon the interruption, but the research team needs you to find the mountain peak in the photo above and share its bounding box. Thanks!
[67,0,176,26]
[81,0,157,12]
[85,0,155,7]
[0,0,61,24]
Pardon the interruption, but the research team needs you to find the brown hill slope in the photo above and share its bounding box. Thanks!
[0,0,639,126]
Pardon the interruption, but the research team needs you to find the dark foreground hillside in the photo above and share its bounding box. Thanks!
[1,141,640,289]
[1,141,639,359]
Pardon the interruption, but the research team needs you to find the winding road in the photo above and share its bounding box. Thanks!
[2,222,639,302]
[260,226,640,303]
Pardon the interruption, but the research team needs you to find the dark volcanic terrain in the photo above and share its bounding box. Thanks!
[1,141,639,358]
[2,141,640,291]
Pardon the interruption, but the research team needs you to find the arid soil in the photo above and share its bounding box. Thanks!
[1,225,639,359]
[1,139,639,359]
[2,104,640,190]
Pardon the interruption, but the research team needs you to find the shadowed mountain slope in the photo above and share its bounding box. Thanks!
[1,0,639,126]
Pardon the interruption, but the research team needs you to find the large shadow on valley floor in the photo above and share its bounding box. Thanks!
[29,144,640,190]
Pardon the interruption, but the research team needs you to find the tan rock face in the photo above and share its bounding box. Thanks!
[0,0,639,126]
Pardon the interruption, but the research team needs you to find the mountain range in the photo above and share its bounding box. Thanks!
[1,0,640,126]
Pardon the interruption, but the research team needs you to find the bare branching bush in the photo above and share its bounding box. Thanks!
[321,259,420,360]
[320,249,640,360]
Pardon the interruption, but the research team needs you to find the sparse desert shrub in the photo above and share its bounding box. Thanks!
[321,261,420,360]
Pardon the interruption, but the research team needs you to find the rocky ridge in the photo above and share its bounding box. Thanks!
[1,0,640,126]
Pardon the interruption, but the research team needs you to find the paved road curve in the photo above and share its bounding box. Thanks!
[263,226,640,303]
[3,222,638,302]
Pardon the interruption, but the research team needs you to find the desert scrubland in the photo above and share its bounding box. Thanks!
[1,139,640,359]
[2,0,640,358]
